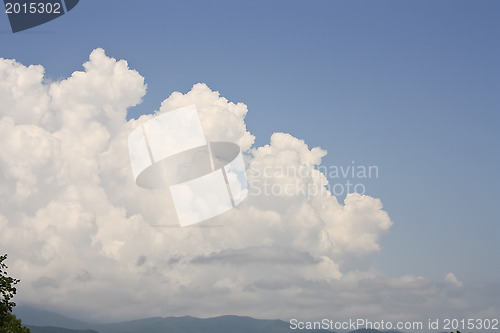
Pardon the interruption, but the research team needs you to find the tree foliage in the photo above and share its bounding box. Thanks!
[0,255,30,332]
[0,313,30,333]
[0,254,19,323]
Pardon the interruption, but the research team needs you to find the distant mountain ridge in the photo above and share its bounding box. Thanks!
[15,306,401,333]
[15,306,91,330]
[29,327,98,333]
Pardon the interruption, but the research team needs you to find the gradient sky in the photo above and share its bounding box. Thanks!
[1,0,499,323]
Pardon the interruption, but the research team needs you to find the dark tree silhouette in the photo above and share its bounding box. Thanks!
[0,254,19,322]
[0,255,30,332]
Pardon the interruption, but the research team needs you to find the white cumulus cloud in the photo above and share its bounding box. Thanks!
[444,272,463,287]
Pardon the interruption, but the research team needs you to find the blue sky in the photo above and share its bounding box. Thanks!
[1,0,499,322]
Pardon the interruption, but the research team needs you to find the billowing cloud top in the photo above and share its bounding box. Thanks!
[0,49,496,322]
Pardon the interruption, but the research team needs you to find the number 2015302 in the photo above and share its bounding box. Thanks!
[5,2,61,14]
[443,319,499,330]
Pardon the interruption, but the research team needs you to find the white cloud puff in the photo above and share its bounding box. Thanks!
[0,49,497,322]
[159,83,255,151]
[444,272,463,288]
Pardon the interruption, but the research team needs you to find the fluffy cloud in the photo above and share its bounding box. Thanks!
[444,272,463,288]
[0,49,497,323]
